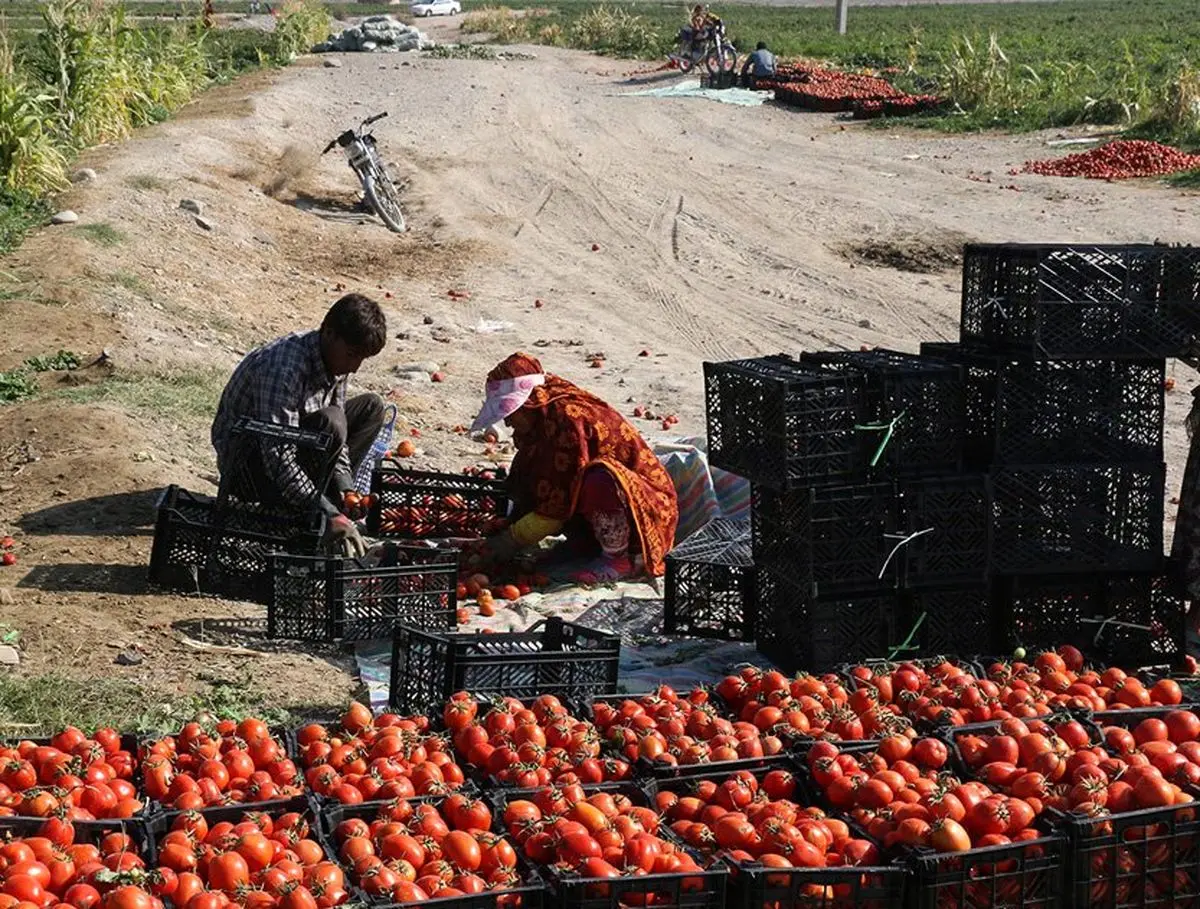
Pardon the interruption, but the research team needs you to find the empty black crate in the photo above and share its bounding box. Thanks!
[959,243,1200,358]
[997,573,1184,667]
[919,342,1164,466]
[898,475,990,587]
[367,465,510,539]
[148,485,324,604]
[664,518,757,641]
[989,463,1164,574]
[752,482,900,596]
[218,417,336,516]
[704,355,867,491]
[270,542,458,642]
[754,567,901,673]
[726,857,904,909]
[801,348,966,477]
[389,617,620,715]
[906,584,999,661]
[905,831,1067,909]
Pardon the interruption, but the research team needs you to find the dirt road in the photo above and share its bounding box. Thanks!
[2,33,1198,708]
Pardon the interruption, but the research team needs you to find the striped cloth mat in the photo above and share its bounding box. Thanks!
[655,436,750,544]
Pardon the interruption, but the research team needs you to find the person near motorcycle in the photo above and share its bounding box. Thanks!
[741,40,776,89]
[682,4,719,55]
[210,293,388,558]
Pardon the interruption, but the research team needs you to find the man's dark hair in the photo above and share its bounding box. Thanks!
[322,293,387,355]
[757,41,767,50]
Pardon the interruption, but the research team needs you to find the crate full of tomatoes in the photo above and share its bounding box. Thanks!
[367,466,510,540]
[0,725,148,822]
[1049,706,1200,906]
[646,760,905,909]
[801,738,1067,909]
[320,793,544,906]
[294,702,469,804]
[492,782,727,909]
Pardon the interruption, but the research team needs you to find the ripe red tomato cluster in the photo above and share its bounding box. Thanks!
[845,649,1181,730]
[141,719,301,810]
[154,806,342,909]
[592,685,799,769]
[954,714,1104,815]
[1021,139,1200,180]
[330,795,526,904]
[717,665,914,743]
[655,766,884,877]
[0,820,153,909]
[445,693,632,787]
[761,64,939,117]
[296,703,464,804]
[0,727,141,820]
[498,785,709,890]
[375,472,507,538]
[805,737,1042,854]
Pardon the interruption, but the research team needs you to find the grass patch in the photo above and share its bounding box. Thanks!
[1165,169,1200,189]
[0,368,37,404]
[76,222,126,246]
[0,675,298,737]
[55,367,226,420]
[127,173,169,191]
[24,349,79,371]
[0,190,49,255]
[110,269,151,296]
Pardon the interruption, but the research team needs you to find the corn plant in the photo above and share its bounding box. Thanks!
[0,34,68,195]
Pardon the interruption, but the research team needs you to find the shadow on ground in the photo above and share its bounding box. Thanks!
[17,489,160,537]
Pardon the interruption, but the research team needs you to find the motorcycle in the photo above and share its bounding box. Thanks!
[322,112,406,233]
[669,17,737,75]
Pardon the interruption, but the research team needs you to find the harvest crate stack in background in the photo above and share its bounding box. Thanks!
[675,242,1200,671]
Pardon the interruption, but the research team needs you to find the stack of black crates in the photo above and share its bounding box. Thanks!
[686,243,1200,672]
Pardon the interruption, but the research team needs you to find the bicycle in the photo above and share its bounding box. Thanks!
[322,111,406,233]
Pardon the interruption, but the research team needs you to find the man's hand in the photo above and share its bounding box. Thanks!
[325,515,368,559]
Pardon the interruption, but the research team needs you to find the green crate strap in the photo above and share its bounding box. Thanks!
[855,410,907,467]
[888,611,926,661]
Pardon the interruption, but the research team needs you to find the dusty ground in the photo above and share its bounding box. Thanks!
[2,22,1199,713]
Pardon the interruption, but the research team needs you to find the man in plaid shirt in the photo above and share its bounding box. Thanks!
[211,293,388,557]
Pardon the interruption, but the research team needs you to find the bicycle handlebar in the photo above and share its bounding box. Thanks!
[321,113,388,154]
[363,111,388,127]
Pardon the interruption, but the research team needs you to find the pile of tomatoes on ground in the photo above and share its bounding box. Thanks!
[141,719,301,810]
[443,693,633,788]
[0,727,142,820]
[295,703,466,804]
[329,795,527,903]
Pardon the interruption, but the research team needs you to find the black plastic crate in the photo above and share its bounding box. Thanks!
[664,518,757,641]
[996,573,1185,668]
[270,542,458,642]
[703,355,868,491]
[918,342,1165,466]
[725,856,905,909]
[800,348,966,478]
[389,618,620,715]
[959,242,1200,359]
[905,830,1067,909]
[0,811,159,858]
[1049,792,1200,909]
[541,847,726,909]
[160,793,315,836]
[903,585,999,662]
[219,417,337,516]
[367,465,510,539]
[752,482,900,596]
[989,463,1165,574]
[918,341,997,471]
[897,475,990,587]
[148,485,324,604]
[754,567,901,673]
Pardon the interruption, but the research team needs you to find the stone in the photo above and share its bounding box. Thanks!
[0,589,13,606]
[50,210,78,225]
[195,216,215,231]
[71,168,98,184]
[0,645,17,667]
[115,649,143,666]
[423,315,434,325]
[323,57,343,68]
[179,198,204,215]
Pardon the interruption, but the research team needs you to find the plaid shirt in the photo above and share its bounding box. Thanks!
[211,331,351,507]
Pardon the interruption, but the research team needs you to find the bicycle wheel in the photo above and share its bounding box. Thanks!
[362,156,406,233]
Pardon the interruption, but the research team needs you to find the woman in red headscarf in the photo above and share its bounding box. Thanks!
[468,352,679,582]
